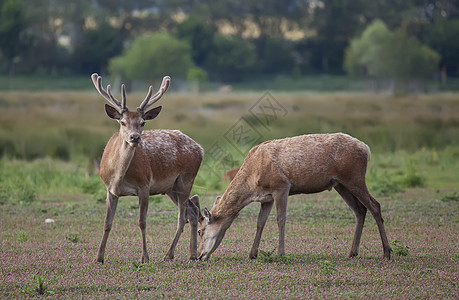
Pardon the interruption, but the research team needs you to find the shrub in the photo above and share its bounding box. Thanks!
[438,192,459,202]
[344,19,440,90]
[109,33,193,82]
[367,169,403,197]
[400,159,426,188]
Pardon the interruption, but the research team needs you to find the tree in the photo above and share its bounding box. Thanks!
[109,33,193,82]
[0,0,28,74]
[257,38,295,74]
[73,21,123,74]
[424,16,459,79]
[204,34,257,82]
[344,19,440,90]
[176,15,215,66]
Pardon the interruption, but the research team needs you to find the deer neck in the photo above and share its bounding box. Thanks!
[105,134,137,194]
[212,173,252,221]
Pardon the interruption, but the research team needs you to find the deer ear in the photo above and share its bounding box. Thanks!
[143,106,162,120]
[203,208,214,224]
[105,104,122,120]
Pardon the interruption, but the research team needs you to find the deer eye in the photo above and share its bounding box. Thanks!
[140,121,146,127]
[120,121,126,126]
[198,230,202,236]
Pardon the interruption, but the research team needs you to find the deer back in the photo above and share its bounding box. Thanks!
[233,133,370,195]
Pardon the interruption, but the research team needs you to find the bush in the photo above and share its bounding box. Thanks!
[344,19,440,88]
[367,169,403,197]
[438,192,459,202]
[109,33,193,82]
[400,159,426,188]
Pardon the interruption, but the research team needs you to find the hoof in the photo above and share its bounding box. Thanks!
[94,258,104,264]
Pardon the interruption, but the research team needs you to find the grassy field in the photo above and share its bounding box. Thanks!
[0,187,458,298]
[0,90,458,298]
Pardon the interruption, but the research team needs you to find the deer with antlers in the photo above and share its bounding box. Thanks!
[197,133,391,261]
[91,74,204,263]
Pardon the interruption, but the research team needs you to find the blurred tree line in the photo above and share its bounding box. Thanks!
[0,0,458,86]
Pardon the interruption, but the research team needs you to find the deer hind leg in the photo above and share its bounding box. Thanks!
[138,190,150,263]
[249,201,274,259]
[95,191,119,263]
[344,181,392,259]
[334,184,367,258]
[164,176,191,261]
[274,189,289,256]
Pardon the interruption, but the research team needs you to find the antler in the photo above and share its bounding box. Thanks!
[91,73,128,113]
[137,76,171,112]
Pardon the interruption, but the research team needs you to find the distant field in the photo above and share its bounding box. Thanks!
[0,90,458,298]
[1,90,458,187]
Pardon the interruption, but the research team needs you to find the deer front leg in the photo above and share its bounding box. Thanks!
[249,201,274,259]
[164,203,187,261]
[187,195,201,260]
[95,191,119,263]
[138,191,150,263]
[164,178,189,261]
[274,190,289,256]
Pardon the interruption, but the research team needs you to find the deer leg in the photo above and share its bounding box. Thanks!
[164,177,189,261]
[274,190,289,256]
[187,195,200,260]
[334,184,367,258]
[95,191,119,263]
[138,191,150,264]
[249,201,274,259]
[345,182,392,259]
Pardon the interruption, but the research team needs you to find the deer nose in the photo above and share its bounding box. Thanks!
[130,134,141,144]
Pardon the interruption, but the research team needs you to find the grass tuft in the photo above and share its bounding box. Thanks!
[390,238,410,256]
[438,192,459,202]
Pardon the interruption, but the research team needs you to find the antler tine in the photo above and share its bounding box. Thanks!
[137,76,171,112]
[91,73,123,112]
[121,84,127,112]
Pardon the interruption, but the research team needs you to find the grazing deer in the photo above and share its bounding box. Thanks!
[91,73,204,263]
[197,133,391,261]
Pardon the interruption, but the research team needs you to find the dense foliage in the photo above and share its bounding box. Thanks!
[0,0,458,84]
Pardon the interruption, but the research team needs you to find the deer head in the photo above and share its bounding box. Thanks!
[91,73,171,147]
[197,196,230,260]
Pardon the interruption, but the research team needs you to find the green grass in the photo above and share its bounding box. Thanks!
[0,89,458,298]
[0,186,457,298]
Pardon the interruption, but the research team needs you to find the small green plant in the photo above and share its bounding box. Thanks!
[420,268,433,275]
[438,192,459,202]
[258,248,294,263]
[35,275,46,295]
[390,238,409,256]
[319,260,337,275]
[16,231,29,242]
[258,248,277,263]
[132,261,147,272]
[66,234,80,244]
